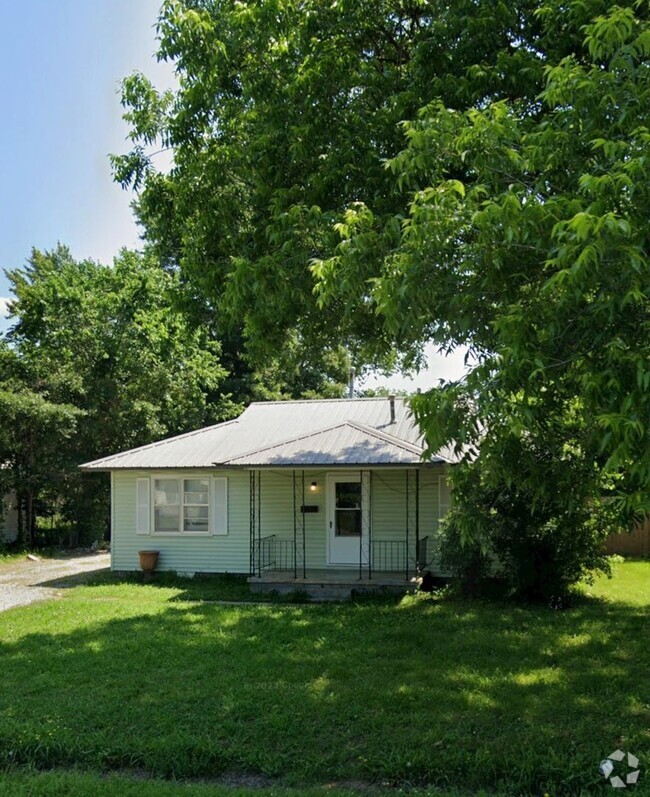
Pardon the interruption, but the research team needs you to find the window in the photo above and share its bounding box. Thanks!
[154,477,210,534]
[334,481,362,537]
[183,478,210,533]
[137,475,227,536]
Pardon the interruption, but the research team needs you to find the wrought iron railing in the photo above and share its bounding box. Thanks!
[371,540,407,573]
[255,535,429,578]
[255,535,297,572]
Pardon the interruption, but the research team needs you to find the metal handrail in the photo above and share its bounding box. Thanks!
[256,535,297,572]
[371,540,407,573]
[258,534,276,571]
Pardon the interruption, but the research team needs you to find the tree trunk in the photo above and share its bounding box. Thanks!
[27,490,36,548]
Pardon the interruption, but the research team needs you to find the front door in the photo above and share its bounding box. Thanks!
[327,474,363,565]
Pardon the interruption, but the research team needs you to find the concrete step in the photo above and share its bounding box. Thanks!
[249,579,413,601]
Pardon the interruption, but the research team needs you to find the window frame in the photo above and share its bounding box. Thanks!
[333,480,362,537]
[150,473,214,536]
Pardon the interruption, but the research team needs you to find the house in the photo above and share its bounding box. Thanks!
[1,492,19,544]
[80,397,456,595]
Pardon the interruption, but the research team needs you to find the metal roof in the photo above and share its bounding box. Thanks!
[224,421,437,466]
[80,397,457,470]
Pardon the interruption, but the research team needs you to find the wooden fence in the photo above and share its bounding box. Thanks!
[605,518,650,557]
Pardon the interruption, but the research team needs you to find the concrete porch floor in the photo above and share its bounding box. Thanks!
[248,568,420,600]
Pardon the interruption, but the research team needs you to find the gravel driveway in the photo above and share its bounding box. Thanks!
[0,552,111,612]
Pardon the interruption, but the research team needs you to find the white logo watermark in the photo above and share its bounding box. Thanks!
[599,750,641,788]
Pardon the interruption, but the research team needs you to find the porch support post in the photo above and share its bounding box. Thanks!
[368,470,373,581]
[301,470,307,579]
[358,469,363,581]
[405,470,410,579]
[415,468,420,573]
[292,470,297,580]
[405,468,409,582]
[249,470,256,577]
[257,469,262,578]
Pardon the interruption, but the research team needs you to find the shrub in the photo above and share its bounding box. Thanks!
[439,514,491,596]
[439,455,614,603]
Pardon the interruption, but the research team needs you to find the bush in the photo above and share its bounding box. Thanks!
[439,515,491,596]
[489,509,612,603]
[439,454,614,604]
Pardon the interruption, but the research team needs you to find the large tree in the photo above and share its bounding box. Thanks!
[327,4,649,507]
[114,0,649,594]
[0,342,81,546]
[324,2,650,595]
[2,245,228,542]
[2,243,350,545]
[113,0,573,367]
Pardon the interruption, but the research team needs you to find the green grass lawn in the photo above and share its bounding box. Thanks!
[0,561,647,797]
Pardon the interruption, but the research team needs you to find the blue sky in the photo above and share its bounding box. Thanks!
[0,0,172,316]
[0,1,467,387]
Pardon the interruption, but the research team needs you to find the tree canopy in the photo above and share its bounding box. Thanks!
[113,0,649,595]
[1,246,228,541]
[114,0,575,366]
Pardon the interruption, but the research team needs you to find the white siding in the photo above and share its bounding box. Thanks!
[371,466,446,572]
[111,465,450,574]
[112,470,250,573]
[255,466,448,572]
[136,479,150,534]
[256,470,326,569]
[420,466,448,572]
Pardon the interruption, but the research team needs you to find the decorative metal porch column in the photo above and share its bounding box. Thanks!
[257,470,262,577]
[359,469,372,580]
[301,471,306,579]
[405,468,421,579]
[292,469,297,579]
[249,470,262,577]
[415,468,420,574]
[249,470,256,576]
[405,470,409,580]
[292,470,307,580]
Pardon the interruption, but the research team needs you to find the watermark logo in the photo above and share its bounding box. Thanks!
[599,750,641,788]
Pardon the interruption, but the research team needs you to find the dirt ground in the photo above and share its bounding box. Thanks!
[0,551,110,612]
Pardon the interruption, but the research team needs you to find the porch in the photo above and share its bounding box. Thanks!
[249,566,421,600]
[250,533,431,578]
[247,467,443,597]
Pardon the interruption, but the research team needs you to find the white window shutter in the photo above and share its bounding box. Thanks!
[211,477,228,535]
[136,478,151,534]
[438,476,452,520]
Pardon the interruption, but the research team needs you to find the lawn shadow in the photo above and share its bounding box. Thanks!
[35,569,253,600]
[35,568,112,590]
[0,584,647,795]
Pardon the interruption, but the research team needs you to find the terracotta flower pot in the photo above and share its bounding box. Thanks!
[138,550,159,573]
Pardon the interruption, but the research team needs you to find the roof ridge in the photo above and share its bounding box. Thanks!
[80,418,239,469]
[221,421,354,464]
[246,396,408,406]
[344,420,424,455]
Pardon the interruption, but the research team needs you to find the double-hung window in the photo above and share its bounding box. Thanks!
[154,477,210,534]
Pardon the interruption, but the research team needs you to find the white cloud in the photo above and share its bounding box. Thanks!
[360,342,474,394]
[0,297,11,318]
